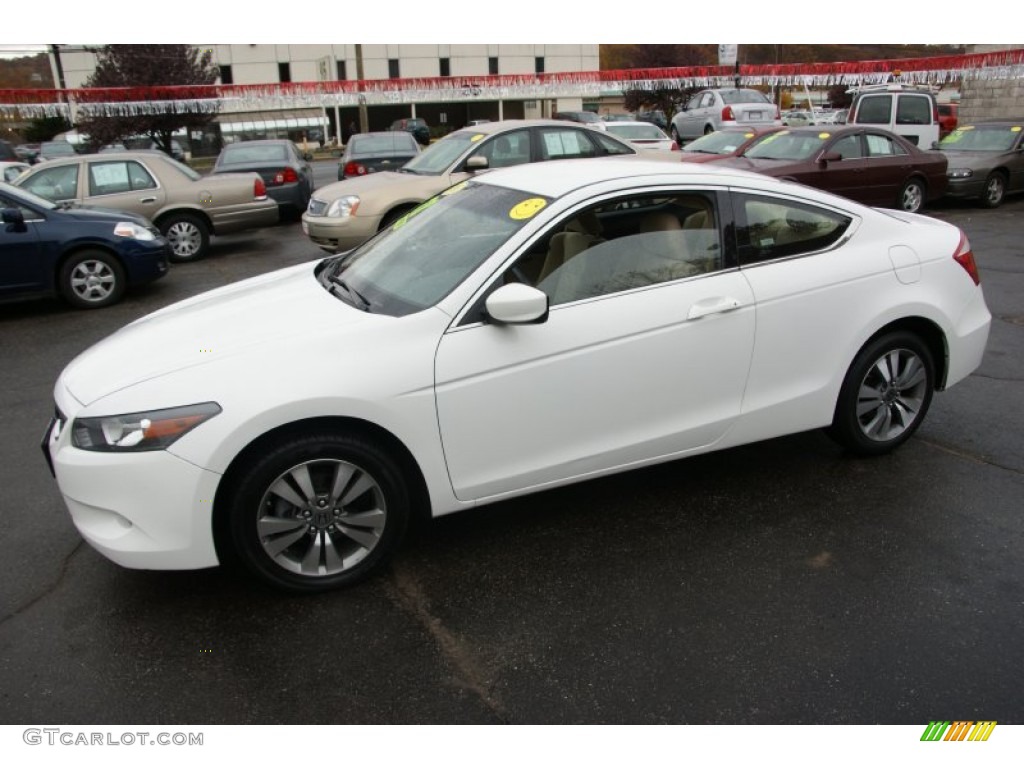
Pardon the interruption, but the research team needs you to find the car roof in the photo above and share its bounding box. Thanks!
[223,139,293,146]
[450,118,608,136]
[28,150,176,165]
[472,156,789,199]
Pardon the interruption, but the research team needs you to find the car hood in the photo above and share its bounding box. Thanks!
[678,152,728,164]
[940,150,1003,172]
[711,156,804,174]
[60,261,382,406]
[311,171,450,213]
[60,205,154,228]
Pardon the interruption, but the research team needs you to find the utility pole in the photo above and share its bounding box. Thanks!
[355,44,369,134]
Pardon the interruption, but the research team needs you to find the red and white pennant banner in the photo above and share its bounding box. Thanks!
[2,49,1022,119]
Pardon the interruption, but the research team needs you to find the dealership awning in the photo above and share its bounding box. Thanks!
[215,108,328,134]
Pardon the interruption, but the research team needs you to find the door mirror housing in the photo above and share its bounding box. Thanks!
[818,150,842,166]
[464,155,489,172]
[485,283,549,325]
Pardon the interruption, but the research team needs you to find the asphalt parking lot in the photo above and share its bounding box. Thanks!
[1,165,1022,725]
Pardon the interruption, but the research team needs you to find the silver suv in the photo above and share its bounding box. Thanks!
[670,88,781,142]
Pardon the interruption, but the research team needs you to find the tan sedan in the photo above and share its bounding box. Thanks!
[16,150,279,261]
[302,119,646,254]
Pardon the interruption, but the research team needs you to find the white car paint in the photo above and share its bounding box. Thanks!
[45,159,991,589]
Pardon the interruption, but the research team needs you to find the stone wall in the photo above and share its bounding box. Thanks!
[960,44,1024,123]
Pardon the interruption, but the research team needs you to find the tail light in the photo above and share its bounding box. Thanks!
[953,231,980,285]
[270,167,299,185]
[722,106,736,121]
[670,141,679,151]
[254,178,267,199]
[343,161,368,177]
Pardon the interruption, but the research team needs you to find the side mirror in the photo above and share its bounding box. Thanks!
[465,155,489,172]
[485,283,549,325]
[818,151,842,166]
[2,207,27,232]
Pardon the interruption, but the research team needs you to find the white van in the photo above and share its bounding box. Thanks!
[847,85,940,148]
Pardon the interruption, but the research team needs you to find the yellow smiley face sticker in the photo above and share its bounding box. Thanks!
[818,132,831,140]
[1012,126,1022,132]
[509,198,547,220]
[470,134,485,142]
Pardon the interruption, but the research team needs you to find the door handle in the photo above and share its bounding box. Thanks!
[687,297,742,321]
[138,197,157,203]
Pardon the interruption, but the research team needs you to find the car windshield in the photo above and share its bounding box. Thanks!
[683,130,758,154]
[351,135,418,153]
[318,181,548,316]
[744,131,828,161]
[0,180,58,210]
[40,142,77,156]
[220,144,288,164]
[605,124,666,140]
[720,89,771,105]
[400,131,478,175]
[940,126,1020,152]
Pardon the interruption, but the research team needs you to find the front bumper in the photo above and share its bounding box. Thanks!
[301,212,381,253]
[44,413,222,570]
[945,177,987,199]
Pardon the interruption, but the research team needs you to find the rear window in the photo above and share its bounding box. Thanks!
[220,144,289,164]
[721,89,771,105]
[351,134,418,153]
[854,95,892,124]
[896,95,933,126]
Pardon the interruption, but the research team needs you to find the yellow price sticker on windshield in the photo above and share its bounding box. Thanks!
[442,181,469,196]
[391,196,439,230]
[744,133,754,138]
[818,132,831,139]
[510,198,547,220]
[470,134,485,142]
[1012,126,1022,132]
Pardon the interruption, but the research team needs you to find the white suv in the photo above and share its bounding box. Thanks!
[847,85,940,148]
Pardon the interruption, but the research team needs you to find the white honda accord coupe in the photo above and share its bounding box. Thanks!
[43,159,991,592]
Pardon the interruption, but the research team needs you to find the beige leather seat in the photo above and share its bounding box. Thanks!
[537,210,604,284]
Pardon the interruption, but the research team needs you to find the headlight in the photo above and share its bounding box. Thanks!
[72,402,221,452]
[113,221,156,240]
[326,195,361,218]
[948,168,973,179]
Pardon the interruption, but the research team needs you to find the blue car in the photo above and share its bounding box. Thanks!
[0,182,170,309]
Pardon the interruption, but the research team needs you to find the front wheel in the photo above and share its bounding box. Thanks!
[827,332,935,456]
[226,432,410,592]
[160,213,209,262]
[58,250,125,309]
[898,178,926,213]
[981,172,1006,208]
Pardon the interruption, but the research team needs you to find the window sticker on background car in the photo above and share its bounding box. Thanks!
[509,198,547,220]
[471,134,485,142]
[818,132,831,139]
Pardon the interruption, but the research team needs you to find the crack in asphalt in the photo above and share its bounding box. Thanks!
[0,541,84,630]
[917,437,1023,476]
[386,564,508,723]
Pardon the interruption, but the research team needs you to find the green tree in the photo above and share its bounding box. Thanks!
[23,115,72,143]
[74,45,218,155]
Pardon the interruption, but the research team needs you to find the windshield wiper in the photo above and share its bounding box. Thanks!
[327,277,372,311]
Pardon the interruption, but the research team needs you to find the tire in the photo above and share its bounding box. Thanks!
[827,331,935,456]
[379,206,415,231]
[226,432,410,592]
[981,172,1006,209]
[58,249,126,309]
[160,213,209,262]
[670,125,682,144]
[898,178,926,213]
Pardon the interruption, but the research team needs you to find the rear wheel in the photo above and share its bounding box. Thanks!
[160,213,209,262]
[703,124,715,135]
[898,178,926,213]
[227,432,410,592]
[827,332,935,456]
[981,172,1006,208]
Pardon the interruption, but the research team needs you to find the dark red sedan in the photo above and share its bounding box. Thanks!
[678,126,784,163]
[709,125,948,213]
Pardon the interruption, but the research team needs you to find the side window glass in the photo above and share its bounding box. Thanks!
[22,165,78,202]
[473,130,531,168]
[831,135,863,160]
[735,194,852,264]
[865,134,897,157]
[538,129,598,161]
[0,193,39,220]
[896,96,931,126]
[127,161,157,190]
[856,95,891,124]
[88,162,132,196]
[498,192,722,307]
